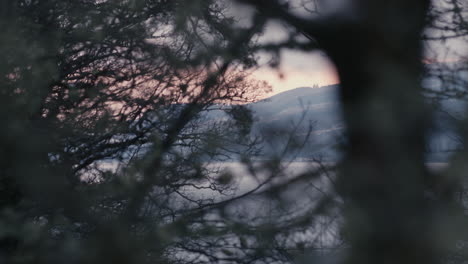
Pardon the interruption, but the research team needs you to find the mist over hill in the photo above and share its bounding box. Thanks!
[200,84,460,161]
[251,85,341,129]
[243,84,459,161]
[247,85,343,160]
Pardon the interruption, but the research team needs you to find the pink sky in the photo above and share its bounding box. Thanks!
[244,17,340,96]
[253,49,339,96]
[226,4,340,96]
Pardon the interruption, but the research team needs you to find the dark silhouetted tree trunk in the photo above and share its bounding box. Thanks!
[324,2,437,264]
[239,0,439,263]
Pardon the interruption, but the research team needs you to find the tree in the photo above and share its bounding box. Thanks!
[234,0,466,264]
[2,0,466,263]
[1,0,342,263]
[0,1,278,263]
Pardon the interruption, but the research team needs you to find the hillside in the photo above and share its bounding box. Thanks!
[250,85,341,130]
[247,85,343,159]
[246,84,459,161]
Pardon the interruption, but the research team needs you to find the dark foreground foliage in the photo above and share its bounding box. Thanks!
[0,0,467,264]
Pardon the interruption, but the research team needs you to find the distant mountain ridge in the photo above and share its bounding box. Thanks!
[250,84,341,129]
[245,84,459,161]
[246,84,343,159]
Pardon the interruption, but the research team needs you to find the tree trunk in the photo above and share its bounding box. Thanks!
[315,1,438,263]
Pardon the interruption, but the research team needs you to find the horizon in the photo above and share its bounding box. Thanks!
[253,49,340,96]
[252,82,339,103]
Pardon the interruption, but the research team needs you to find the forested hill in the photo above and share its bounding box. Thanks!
[244,84,459,161]
[250,84,342,135]
[247,85,343,159]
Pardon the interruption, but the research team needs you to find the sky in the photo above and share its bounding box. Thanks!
[228,2,340,96]
[229,0,467,97]
[252,49,339,95]
[252,21,340,95]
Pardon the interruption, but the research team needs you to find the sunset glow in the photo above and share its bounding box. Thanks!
[253,66,339,96]
[253,50,340,96]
